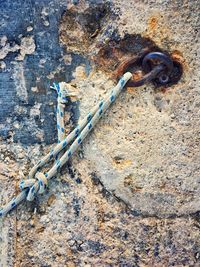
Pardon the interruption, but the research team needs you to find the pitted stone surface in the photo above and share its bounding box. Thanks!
[0,0,200,266]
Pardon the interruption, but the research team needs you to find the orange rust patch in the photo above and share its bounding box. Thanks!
[144,14,172,48]
[170,50,189,76]
[148,17,158,30]
[171,50,185,63]
[126,86,142,95]
[127,87,135,94]
[171,50,188,70]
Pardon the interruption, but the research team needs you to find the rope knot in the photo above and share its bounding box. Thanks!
[19,172,48,201]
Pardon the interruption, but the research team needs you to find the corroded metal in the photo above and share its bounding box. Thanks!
[115,51,174,87]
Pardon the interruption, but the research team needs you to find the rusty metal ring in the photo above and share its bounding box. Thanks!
[115,54,165,87]
[114,51,174,87]
[142,52,173,76]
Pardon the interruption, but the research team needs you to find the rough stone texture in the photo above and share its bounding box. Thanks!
[0,0,200,266]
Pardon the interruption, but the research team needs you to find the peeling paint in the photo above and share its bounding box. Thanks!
[16,36,36,61]
[0,35,35,61]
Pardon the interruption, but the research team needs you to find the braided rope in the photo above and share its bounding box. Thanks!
[0,72,132,217]
[52,82,67,143]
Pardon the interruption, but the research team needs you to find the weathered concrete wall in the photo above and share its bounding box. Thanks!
[0,0,200,266]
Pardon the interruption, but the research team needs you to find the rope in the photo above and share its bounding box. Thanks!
[51,82,68,144]
[0,72,132,217]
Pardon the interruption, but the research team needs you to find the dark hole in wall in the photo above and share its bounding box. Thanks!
[167,60,183,86]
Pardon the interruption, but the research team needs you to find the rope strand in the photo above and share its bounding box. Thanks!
[0,72,132,217]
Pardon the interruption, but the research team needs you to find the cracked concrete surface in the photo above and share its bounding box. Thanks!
[0,0,200,266]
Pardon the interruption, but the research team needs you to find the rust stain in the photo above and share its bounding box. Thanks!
[127,87,137,95]
[171,50,188,70]
[160,87,169,94]
[171,50,185,63]
[93,34,160,77]
[144,14,172,48]
[60,5,184,87]
[148,17,158,30]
